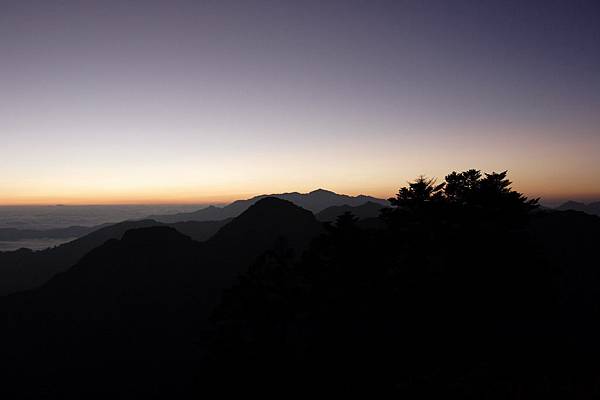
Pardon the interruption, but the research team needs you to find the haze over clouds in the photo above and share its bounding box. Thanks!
[1,0,599,205]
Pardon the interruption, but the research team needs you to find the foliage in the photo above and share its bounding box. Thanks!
[209,170,560,395]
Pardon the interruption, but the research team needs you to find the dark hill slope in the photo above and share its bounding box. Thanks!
[204,208,600,396]
[209,197,322,250]
[19,198,321,313]
[0,198,323,397]
[0,219,163,295]
[2,201,600,396]
[2,227,209,397]
[170,219,232,241]
[0,219,229,294]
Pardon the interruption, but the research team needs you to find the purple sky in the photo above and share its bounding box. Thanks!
[1,0,599,205]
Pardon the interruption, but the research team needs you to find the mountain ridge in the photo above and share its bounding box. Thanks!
[1,197,324,345]
[0,189,385,244]
[556,200,600,216]
[149,189,388,223]
[0,218,230,295]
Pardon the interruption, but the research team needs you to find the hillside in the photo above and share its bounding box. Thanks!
[0,219,229,295]
[1,198,324,397]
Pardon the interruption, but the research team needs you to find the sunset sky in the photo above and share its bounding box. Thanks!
[1,0,599,205]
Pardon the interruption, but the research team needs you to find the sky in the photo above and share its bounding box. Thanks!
[1,0,599,205]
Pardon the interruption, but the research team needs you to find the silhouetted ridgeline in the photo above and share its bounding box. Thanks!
[556,200,600,216]
[1,198,323,397]
[0,189,385,250]
[0,189,385,294]
[0,219,230,294]
[148,188,388,223]
[1,171,599,397]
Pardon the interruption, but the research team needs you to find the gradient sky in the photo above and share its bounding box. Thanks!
[1,0,599,205]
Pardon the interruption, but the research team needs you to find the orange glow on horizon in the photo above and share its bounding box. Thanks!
[1,183,598,207]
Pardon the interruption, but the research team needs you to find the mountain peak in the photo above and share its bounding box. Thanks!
[209,197,321,246]
[309,188,337,195]
[235,197,312,219]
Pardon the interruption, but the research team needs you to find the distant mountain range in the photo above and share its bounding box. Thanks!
[0,197,384,295]
[556,200,600,216]
[4,192,598,298]
[0,190,387,294]
[149,189,388,223]
[7,193,600,254]
[0,189,387,243]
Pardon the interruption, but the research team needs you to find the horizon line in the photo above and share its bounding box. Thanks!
[1,194,599,208]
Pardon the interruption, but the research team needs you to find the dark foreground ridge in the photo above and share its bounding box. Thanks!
[1,173,600,397]
[0,218,230,294]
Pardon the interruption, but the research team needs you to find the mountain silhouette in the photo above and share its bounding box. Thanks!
[556,200,600,216]
[3,174,600,397]
[199,197,323,290]
[8,198,320,311]
[316,201,385,221]
[0,189,383,245]
[0,196,324,296]
[205,171,600,395]
[0,197,324,397]
[210,197,321,246]
[1,226,209,398]
[149,189,387,223]
[0,218,229,295]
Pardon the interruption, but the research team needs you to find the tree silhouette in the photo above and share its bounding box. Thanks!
[477,171,539,211]
[444,169,482,205]
[3,170,599,397]
[389,176,445,209]
[382,170,539,227]
[201,169,600,397]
